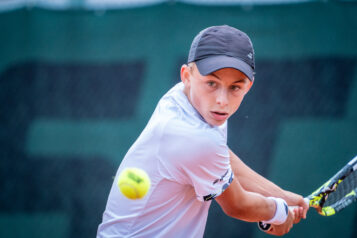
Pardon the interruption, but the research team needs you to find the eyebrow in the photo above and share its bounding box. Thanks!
[210,72,248,83]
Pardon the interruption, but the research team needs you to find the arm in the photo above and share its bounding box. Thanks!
[229,149,308,219]
[215,169,295,235]
[215,173,276,222]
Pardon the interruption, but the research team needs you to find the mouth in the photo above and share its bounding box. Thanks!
[210,111,229,121]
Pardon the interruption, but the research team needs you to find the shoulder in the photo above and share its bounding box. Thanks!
[160,118,228,162]
[165,118,219,141]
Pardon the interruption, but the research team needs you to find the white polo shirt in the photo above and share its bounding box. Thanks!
[97,82,233,238]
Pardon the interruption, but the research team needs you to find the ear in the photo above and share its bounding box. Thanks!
[245,79,254,95]
[180,64,191,87]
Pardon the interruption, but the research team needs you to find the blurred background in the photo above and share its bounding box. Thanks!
[1,0,356,237]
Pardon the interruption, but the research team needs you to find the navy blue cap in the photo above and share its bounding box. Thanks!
[187,25,255,81]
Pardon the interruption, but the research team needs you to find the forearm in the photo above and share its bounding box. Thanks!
[229,149,301,205]
[216,179,277,222]
[229,149,284,195]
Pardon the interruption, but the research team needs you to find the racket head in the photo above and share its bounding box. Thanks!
[307,155,357,216]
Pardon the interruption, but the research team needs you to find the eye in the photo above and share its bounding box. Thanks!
[230,85,241,91]
[207,81,217,87]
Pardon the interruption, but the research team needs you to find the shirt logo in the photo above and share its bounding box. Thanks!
[203,194,217,201]
[203,169,234,202]
[213,169,229,185]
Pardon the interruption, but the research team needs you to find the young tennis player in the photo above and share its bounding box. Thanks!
[97,25,308,237]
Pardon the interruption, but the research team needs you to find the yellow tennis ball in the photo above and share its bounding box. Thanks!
[118,168,151,199]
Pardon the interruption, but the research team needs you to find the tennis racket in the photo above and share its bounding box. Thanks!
[259,155,357,231]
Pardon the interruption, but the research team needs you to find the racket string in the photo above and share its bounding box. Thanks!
[323,169,357,207]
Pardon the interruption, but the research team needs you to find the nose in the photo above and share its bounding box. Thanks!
[216,88,229,106]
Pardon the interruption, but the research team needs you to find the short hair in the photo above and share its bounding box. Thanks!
[187,62,195,73]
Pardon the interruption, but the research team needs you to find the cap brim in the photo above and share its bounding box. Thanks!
[195,55,254,81]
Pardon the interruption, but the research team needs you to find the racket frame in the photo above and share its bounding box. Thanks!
[258,155,357,232]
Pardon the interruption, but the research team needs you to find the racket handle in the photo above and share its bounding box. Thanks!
[258,221,272,231]
[258,198,309,232]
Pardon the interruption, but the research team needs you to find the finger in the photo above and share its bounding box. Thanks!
[300,207,306,219]
[299,207,303,218]
[292,207,298,216]
[294,217,301,224]
[303,205,309,219]
[302,199,310,219]
[291,209,295,220]
[292,208,300,224]
[265,226,275,235]
[296,205,307,219]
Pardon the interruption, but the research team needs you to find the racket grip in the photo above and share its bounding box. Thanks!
[258,207,294,232]
[258,198,309,232]
[258,221,272,231]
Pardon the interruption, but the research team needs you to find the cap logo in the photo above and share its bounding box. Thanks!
[247,52,253,60]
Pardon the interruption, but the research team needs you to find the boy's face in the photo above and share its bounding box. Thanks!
[181,63,252,127]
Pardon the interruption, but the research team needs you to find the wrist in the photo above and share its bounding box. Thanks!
[263,197,289,225]
[283,190,303,205]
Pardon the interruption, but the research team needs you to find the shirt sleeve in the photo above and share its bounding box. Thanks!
[157,120,234,202]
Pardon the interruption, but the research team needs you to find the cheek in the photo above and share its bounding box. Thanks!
[190,86,209,113]
[230,95,244,112]
[190,89,202,109]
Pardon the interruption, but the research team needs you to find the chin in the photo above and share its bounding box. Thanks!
[208,120,226,127]
[215,121,226,126]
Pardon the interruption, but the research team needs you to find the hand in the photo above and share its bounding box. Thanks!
[266,209,295,236]
[292,202,309,224]
[292,198,309,224]
[284,191,309,224]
